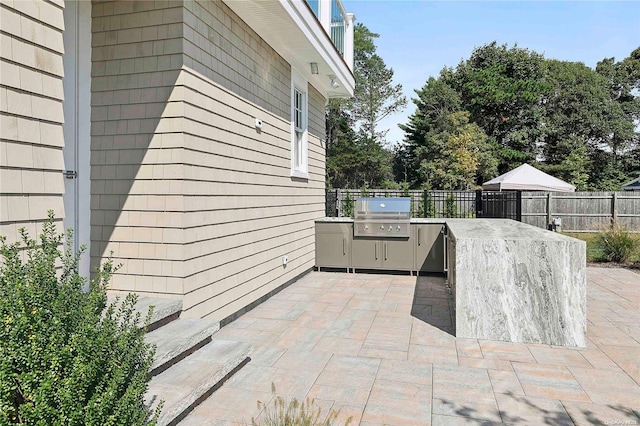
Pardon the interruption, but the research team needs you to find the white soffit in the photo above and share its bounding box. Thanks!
[224,0,355,98]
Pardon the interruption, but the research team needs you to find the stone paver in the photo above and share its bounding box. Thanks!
[185,268,640,425]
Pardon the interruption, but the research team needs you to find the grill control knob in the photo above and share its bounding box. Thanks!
[380,225,385,231]
[396,225,401,231]
[388,225,392,231]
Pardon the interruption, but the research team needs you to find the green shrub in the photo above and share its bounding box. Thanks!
[342,190,354,218]
[252,384,351,426]
[596,224,639,263]
[423,193,435,218]
[444,193,458,218]
[0,213,160,425]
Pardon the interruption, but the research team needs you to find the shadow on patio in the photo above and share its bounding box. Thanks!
[411,274,456,336]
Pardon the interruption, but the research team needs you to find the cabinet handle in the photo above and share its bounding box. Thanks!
[342,238,346,255]
[444,233,448,272]
[384,242,388,260]
[375,243,378,260]
[418,227,421,245]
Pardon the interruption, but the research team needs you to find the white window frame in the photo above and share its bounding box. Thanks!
[291,69,309,179]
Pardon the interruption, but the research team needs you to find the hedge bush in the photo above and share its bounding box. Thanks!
[0,213,159,425]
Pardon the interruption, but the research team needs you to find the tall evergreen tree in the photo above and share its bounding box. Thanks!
[325,23,406,189]
[350,23,407,143]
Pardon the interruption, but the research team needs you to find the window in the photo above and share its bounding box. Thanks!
[291,70,308,178]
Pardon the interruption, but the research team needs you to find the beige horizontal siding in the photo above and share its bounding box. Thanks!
[196,249,316,322]
[178,2,325,320]
[0,0,65,243]
[178,77,325,319]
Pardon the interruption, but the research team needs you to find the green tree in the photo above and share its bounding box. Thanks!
[325,99,359,188]
[538,60,612,188]
[324,100,394,188]
[350,23,407,143]
[592,47,640,189]
[399,42,640,191]
[325,23,406,189]
[448,42,550,172]
[397,77,462,187]
[402,110,497,190]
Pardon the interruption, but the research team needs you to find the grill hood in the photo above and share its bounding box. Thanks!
[354,197,411,237]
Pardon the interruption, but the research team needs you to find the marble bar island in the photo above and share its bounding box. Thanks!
[446,219,586,347]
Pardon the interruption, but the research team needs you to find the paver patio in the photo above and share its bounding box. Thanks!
[181,267,640,425]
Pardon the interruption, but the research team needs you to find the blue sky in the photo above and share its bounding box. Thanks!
[343,0,640,146]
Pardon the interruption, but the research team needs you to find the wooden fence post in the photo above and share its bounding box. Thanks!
[546,193,553,226]
[612,192,618,226]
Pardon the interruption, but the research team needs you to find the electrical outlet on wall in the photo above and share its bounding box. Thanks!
[282,255,288,266]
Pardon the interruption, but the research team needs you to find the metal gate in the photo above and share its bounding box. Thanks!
[478,190,522,221]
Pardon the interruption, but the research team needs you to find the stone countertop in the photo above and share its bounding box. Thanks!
[445,219,584,243]
[315,217,446,224]
[409,218,447,224]
[315,217,354,223]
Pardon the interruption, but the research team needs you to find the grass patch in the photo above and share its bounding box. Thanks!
[563,231,640,263]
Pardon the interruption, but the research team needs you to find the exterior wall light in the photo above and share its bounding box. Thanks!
[330,76,339,89]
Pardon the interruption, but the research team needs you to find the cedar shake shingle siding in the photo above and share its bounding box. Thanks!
[89,0,326,320]
[2,0,332,322]
[0,0,66,242]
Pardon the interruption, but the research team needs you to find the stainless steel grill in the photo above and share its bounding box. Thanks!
[354,197,411,238]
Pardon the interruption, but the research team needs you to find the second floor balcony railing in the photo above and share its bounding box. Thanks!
[330,0,346,55]
[304,0,354,69]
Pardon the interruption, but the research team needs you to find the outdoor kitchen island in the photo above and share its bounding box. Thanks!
[315,217,586,347]
[446,219,586,347]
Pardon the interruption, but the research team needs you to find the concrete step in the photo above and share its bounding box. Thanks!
[107,295,183,332]
[145,339,252,426]
[145,319,220,377]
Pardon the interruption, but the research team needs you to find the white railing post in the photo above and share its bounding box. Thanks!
[319,0,331,36]
[344,12,355,70]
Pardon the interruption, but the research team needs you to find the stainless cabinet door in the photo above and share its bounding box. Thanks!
[315,223,352,268]
[316,233,350,268]
[415,225,445,272]
[351,238,381,269]
[382,237,414,270]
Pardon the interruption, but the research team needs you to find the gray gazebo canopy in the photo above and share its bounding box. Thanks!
[482,163,575,192]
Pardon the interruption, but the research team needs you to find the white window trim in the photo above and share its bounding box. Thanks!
[291,68,309,179]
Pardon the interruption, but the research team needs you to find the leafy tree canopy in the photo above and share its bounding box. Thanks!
[398,42,640,190]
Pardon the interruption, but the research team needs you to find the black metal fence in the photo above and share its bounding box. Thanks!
[327,189,522,221]
[479,191,522,221]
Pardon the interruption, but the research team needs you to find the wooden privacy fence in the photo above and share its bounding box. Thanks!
[520,191,640,232]
[326,189,640,232]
